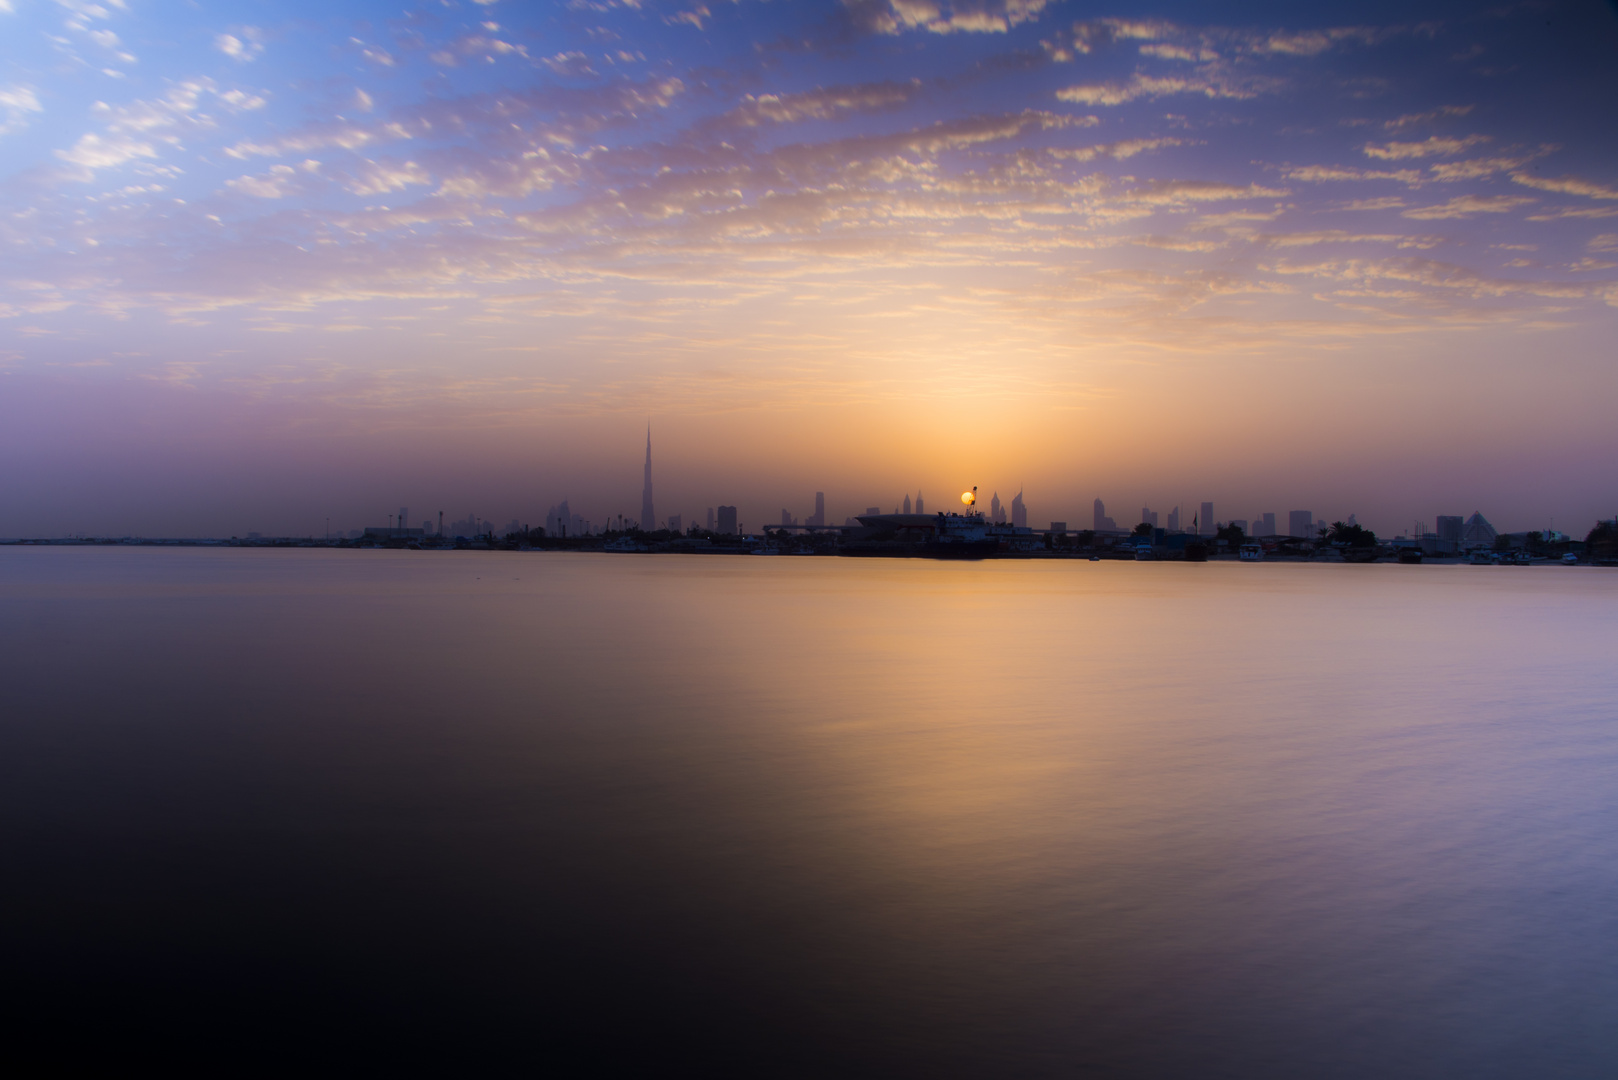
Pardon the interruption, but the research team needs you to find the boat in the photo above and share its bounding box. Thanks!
[1397,549,1423,564]
[1239,543,1264,562]
[1133,544,1154,561]
[1562,552,1580,565]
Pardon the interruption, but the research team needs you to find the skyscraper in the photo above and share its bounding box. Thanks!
[990,492,1005,524]
[716,505,737,535]
[1259,512,1276,537]
[903,494,912,515]
[1094,498,1118,532]
[1167,506,1180,533]
[1288,510,1314,539]
[1011,488,1026,528]
[809,492,825,527]
[915,492,924,515]
[640,425,654,531]
[1200,502,1214,537]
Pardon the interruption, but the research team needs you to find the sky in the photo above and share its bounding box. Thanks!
[1,0,1616,538]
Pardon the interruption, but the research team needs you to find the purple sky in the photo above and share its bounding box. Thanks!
[2,0,1616,537]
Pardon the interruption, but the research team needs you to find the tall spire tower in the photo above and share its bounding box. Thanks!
[641,423,655,531]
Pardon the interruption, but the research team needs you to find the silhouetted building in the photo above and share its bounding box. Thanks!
[1229,519,1248,535]
[1050,521,1067,535]
[1011,489,1026,529]
[1436,516,1463,543]
[1200,502,1213,537]
[399,507,409,530]
[716,505,738,535]
[1257,512,1276,537]
[903,494,912,515]
[915,492,924,515]
[1094,498,1119,532]
[1141,507,1158,528]
[807,492,825,527]
[991,492,1006,524]
[866,506,880,516]
[641,426,654,534]
[1461,512,1497,548]
[667,514,681,533]
[1167,506,1180,532]
[1288,510,1313,539]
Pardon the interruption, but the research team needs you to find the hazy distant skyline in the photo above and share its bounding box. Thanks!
[2,0,1615,537]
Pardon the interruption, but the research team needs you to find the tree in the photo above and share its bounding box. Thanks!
[1586,521,1618,559]
[1132,522,1154,538]
[1216,523,1246,547]
[1325,521,1378,548]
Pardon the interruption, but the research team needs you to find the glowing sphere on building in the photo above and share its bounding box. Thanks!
[961,491,975,506]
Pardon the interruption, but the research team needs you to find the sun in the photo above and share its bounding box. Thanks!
[961,490,975,506]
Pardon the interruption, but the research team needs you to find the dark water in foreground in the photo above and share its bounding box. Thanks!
[2,549,1616,1075]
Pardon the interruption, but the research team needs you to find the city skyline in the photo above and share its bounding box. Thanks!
[0,0,1614,536]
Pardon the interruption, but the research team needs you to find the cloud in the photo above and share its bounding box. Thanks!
[1426,149,1552,182]
[0,84,43,136]
[1284,165,1421,184]
[849,0,1053,36]
[1510,172,1618,200]
[1363,135,1490,160]
[1056,71,1269,106]
[1383,105,1473,129]
[724,81,922,126]
[56,132,156,169]
[1401,195,1533,219]
[1122,180,1287,205]
[1589,234,1618,253]
[225,160,320,199]
[1049,137,1186,162]
[344,159,431,196]
[215,31,264,63]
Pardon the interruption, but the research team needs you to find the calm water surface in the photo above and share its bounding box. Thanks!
[2,549,1616,1074]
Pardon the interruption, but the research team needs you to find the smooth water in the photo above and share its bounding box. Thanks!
[2,549,1615,1075]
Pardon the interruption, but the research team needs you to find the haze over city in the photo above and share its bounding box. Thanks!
[2,0,1615,537]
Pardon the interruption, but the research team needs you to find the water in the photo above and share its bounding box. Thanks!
[2,548,1616,1075]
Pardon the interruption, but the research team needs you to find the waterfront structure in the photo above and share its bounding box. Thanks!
[1201,502,1214,537]
[716,506,738,535]
[641,427,654,533]
[1288,510,1313,539]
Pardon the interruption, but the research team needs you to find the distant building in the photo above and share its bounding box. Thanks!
[1050,521,1067,535]
[1461,512,1497,548]
[363,526,424,540]
[1436,516,1463,541]
[1094,498,1119,532]
[398,507,409,530]
[780,509,797,527]
[641,426,655,535]
[903,494,912,515]
[991,492,1006,524]
[706,507,715,532]
[1167,506,1180,533]
[1253,512,1276,537]
[808,492,825,527]
[1011,489,1027,529]
[1200,502,1214,537]
[915,492,924,515]
[667,514,682,533]
[716,505,738,535]
[1229,519,1248,535]
[1288,510,1313,539]
[866,506,881,516]
[1141,507,1158,528]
